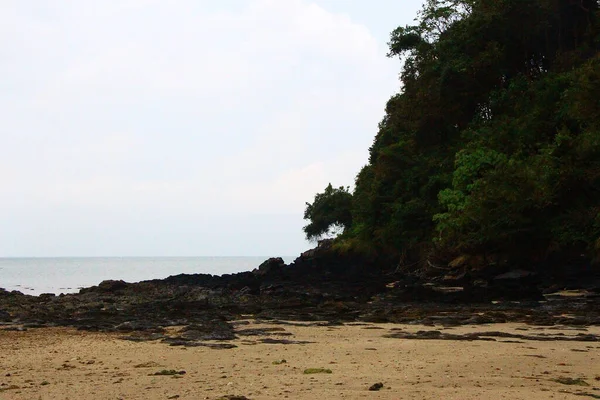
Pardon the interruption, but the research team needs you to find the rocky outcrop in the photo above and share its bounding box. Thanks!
[0,245,599,336]
[252,257,285,276]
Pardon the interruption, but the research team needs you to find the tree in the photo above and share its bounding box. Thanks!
[334,0,600,268]
[303,184,353,241]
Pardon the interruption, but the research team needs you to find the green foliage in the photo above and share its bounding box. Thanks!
[327,0,600,267]
[303,184,353,241]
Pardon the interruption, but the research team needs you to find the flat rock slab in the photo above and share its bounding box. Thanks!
[162,339,237,349]
[258,338,314,345]
[384,329,600,342]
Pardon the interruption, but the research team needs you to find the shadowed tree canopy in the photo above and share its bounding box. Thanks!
[306,0,600,270]
[303,184,353,241]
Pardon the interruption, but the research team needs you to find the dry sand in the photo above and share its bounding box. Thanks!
[1,321,599,399]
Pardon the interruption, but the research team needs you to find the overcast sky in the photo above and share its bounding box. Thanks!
[1,0,424,257]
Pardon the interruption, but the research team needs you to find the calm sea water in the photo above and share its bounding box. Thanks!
[0,257,294,296]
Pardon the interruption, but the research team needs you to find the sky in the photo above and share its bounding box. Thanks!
[1,0,424,257]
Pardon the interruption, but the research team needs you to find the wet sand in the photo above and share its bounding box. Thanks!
[1,322,599,399]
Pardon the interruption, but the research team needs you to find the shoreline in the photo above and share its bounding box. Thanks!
[0,256,289,296]
[0,253,599,333]
[1,253,599,399]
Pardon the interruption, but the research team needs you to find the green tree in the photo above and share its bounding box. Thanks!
[342,0,600,268]
[303,184,353,241]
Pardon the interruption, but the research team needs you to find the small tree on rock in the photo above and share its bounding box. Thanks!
[303,184,353,241]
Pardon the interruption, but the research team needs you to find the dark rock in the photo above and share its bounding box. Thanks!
[299,239,334,260]
[494,269,536,280]
[384,329,600,342]
[236,327,288,336]
[180,321,236,341]
[238,286,253,295]
[85,280,129,293]
[253,258,285,276]
[2,327,26,331]
[162,338,237,349]
[23,322,48,328]
[259,338,313,345]
[368,382,384,391]
[121,333,166,342]
[1,246,600,345]
[360,312,390,323]
[0,310,11,322]
[150,369,186,376]
[115,321,157,332]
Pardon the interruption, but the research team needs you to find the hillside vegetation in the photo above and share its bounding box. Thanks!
[304,0,600,271]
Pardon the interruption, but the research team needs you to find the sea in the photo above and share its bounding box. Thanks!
[0,256,295,296]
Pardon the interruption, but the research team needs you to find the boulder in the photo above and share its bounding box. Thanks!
[253,257,285,276]
[0,309,11,322]
[88,280,129,293]
[494,269,535,280]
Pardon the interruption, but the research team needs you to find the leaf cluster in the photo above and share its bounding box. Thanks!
[303,184,353,241]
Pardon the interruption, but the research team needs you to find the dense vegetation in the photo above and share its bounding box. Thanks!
[304,0,600,270]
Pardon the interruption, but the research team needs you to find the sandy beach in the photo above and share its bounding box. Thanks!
[1,321,599,400]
